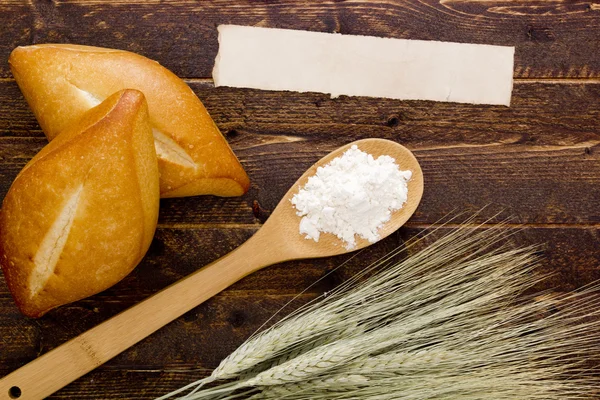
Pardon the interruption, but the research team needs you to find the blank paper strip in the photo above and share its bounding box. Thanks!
[213,25,515,106]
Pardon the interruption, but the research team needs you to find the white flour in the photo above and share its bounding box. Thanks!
[291,145,412,249]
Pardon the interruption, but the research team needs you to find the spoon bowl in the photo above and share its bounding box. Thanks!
[267,138,423,259]
[0,138,423,400]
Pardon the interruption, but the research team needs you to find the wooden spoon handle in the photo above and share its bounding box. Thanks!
[0,231,283,400]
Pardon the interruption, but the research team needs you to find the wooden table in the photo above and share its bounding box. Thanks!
[1,1,599,398]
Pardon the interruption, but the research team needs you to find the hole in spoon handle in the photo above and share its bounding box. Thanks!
[8,386,21,399]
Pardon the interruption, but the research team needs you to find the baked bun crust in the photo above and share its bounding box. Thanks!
[9,44,250,198]
[0,89,159,317]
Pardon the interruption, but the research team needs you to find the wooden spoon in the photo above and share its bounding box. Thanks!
[0,138,423,400]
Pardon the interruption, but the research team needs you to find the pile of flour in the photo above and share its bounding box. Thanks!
[291,145,412,249]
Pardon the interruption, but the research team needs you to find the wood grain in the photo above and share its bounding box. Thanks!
[1,226,598,369]
[0,0,598,398]
[41,371,211,400]
[4,80,600,142]
[0,135,597,225]
[0,225,597,398]
[0,139,422,399]
[1,80,599,225]
[1,1,600,79]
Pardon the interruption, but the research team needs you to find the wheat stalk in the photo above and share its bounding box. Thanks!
[212,308,344,380]
[176,341,361,399]
[210,220,519,383]
[159,222,600,400]
[158,309,350,399]
[247,375,370,399]
[244,341,358,386]
[240,321,363,380]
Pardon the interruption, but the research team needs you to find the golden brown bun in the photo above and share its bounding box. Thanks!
[0,89,159,317]
[9,44,250,198]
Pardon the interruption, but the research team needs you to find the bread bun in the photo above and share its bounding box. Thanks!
[9,44,250,198]
[0,89,159,317]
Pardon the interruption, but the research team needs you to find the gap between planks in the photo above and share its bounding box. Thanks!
[184,77,600,85]
[156,222,600,230]
[2,77,600,84]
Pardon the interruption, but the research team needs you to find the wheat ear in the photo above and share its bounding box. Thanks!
[247,375,370,400]
[210,308,344,380]
[160,222,600,400]
[243,341,358,386]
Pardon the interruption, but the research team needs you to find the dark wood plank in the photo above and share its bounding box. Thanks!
[0,367,216,399]
[4,79,599,144]
[239,141,600,225]
[46,371,207,400]
[1,1,600,79]
[148,79,600,225]
[198,81,600,148]
[1,136,598,226]
[1,80,599,225]
[0,226,598,398]
[0,292,320,373]
[0,1,32,79]
[0,82,40,138]
[1,226,598,367]
[0,2,599,399]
